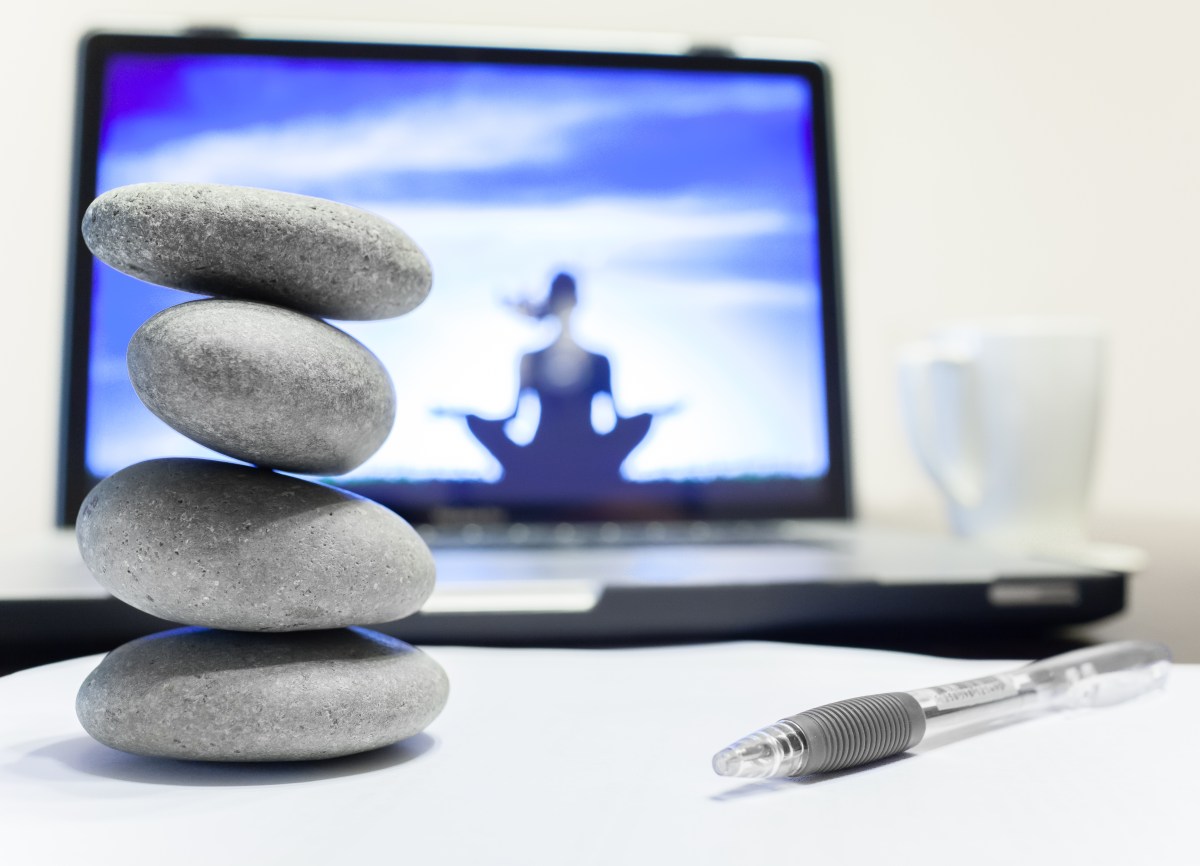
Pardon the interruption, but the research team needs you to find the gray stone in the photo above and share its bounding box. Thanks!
[82,183,432,321]
[129,299,395,475]
[76,626,449,761]
[76,458,436,631]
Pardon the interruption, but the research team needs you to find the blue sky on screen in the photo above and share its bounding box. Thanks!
[89,53,829,482]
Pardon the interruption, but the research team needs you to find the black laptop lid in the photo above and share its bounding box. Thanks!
[59,31,850,529]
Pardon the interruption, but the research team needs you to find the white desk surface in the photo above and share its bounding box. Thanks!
[0,642,1193,865]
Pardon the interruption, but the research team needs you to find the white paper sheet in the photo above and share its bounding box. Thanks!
[0,642,1193,865]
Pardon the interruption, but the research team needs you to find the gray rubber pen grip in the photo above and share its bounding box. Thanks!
[782,692,926,775]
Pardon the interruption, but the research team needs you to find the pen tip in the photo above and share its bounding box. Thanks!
[712,724,804,778]
[712,748,739,777]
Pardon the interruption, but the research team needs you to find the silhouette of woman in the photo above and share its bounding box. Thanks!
[465,273,652,490]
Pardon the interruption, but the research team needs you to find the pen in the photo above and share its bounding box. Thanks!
[712,640,1171,779]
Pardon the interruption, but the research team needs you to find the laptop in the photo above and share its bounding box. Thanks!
[27,27,1125,648]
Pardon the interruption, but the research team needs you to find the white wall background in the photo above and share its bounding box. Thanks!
[2,1,1198,546]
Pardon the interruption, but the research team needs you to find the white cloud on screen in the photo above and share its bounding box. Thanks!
[103,97,587,189]
[635,79,804,117]
[685,280,819,310]
[100,80,804,190]
[362,195,814,300]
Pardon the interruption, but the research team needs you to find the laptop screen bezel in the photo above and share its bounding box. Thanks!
[57,30,852,528]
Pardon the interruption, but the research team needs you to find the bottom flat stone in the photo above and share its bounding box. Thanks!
[76,626,449,762]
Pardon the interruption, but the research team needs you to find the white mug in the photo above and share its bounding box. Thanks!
[898,321,1105,549]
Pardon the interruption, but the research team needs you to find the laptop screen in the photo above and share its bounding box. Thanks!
[61,33,850,528]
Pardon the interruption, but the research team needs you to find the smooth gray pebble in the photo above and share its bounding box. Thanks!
[82,182,432,320]
[76,458,436,632]
[77,626,449,761]
[129,299,395,475]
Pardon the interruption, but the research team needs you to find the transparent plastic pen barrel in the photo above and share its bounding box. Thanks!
[712,641,1171,779]
[913,640,1171,740]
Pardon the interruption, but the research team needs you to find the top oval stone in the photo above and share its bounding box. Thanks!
[82,183,432,321]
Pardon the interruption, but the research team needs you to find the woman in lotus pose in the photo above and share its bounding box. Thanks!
[465,272,653,489]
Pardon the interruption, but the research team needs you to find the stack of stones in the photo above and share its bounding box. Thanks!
[73,182,448,762]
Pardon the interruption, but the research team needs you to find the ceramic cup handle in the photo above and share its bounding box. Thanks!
[897,342,983,515]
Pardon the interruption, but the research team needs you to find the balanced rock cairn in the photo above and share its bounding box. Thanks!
[73,182,448,761]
